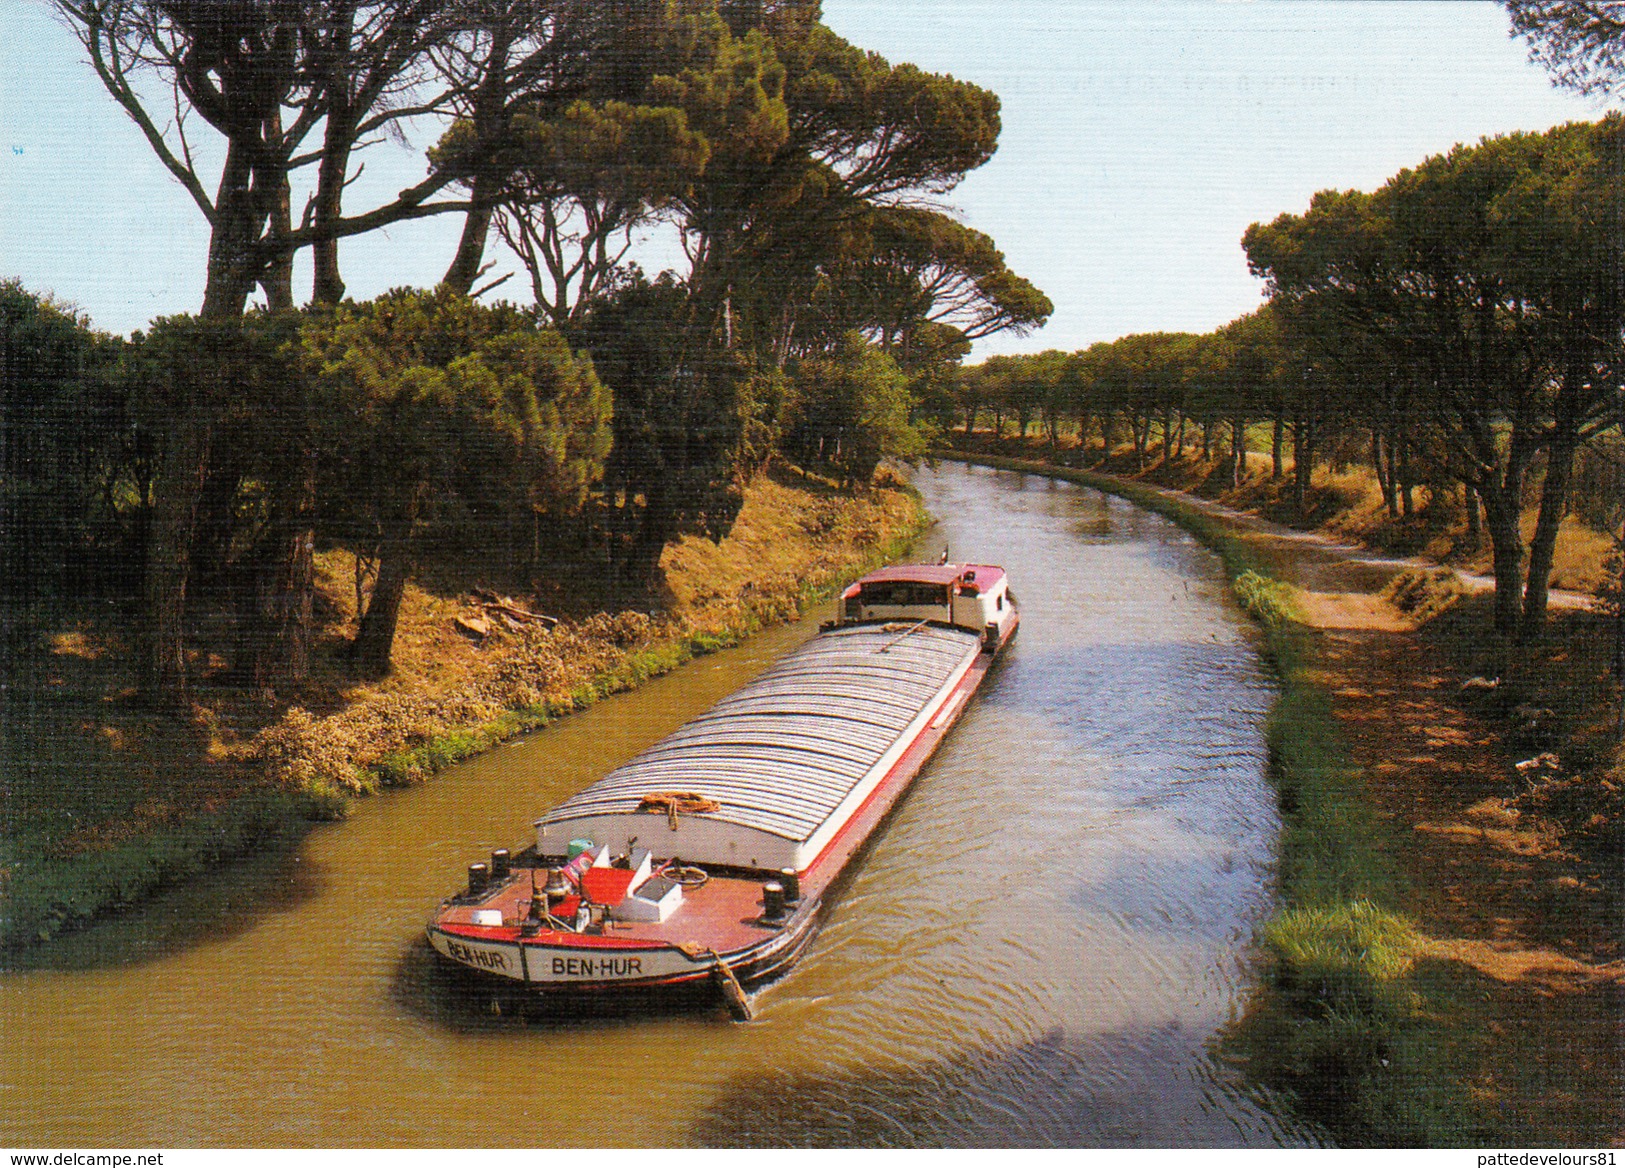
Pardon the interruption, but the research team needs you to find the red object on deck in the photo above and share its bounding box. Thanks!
[579,867,637,906]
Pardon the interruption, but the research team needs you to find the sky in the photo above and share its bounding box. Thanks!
[0,1,1608,357]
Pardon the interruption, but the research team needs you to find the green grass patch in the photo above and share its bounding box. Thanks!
[0,785,342,950]
[1265,900,1420,1008]
[1234,569,1299,630]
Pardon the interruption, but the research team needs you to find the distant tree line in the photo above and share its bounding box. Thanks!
[953,116,1623,645]
[5,1,1051,707]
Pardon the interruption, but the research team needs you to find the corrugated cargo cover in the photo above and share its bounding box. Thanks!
[536,623,982,872]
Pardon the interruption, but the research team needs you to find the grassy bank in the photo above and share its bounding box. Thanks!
[1,463,929,949]
[946,450,1609,1145]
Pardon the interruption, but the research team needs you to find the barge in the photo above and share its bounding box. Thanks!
[426,561,1018,1011]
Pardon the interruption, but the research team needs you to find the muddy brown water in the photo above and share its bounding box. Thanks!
[0,463,1321,1147]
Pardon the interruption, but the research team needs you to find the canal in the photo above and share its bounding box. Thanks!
[1,462,1317,1147]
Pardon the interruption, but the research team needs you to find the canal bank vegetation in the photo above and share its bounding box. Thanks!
[937,114,1622,639]
[945,427,1622,846]
[952,449,1621,1144]
[6,2,1060,946]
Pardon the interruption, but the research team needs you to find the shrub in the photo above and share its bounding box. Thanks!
[1265,899,1420,1013]
[1234,569,1299,629]
[1381,567,1463,624]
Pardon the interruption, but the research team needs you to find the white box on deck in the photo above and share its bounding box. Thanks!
[613,875,683,923]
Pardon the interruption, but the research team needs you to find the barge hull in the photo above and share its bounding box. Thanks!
[427,561,1018,1002]
[426,619,1013,993]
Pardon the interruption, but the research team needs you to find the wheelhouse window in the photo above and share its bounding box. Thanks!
[860,581,951,607]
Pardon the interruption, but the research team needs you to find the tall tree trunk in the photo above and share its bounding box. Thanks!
[1373,431,1398,517]
[1465,483,1482,546]
[255,149,293,307]
[1378,432,1391,510]
[190,465,245,596]
[234,455,316,689]
[1399,438,1414,517]
[625,470,676,586]
[311,2,360,305]
[1230,414,1245,489]
[1386,433,1402,516]
[1521,435,1579,642]
[142,420,212,704]
[443,183,497,296]
[230,549,266,689]
[351,516,414,677]
[441,24,517,297]
[1292,413,1311,516]
[1272,416,1284,480]
[1162,406,1175,463]
[1480,484,1526,638]
[273,510,316,685]
[200,142,266,320]
[259,110,294,309]
[311,124,355,304]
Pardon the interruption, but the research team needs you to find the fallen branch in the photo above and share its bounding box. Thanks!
[468,588,559,628]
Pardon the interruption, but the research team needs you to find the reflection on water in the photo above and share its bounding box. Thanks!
[0,463,1317,1147]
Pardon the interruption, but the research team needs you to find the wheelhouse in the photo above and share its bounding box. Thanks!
[839,563,1015,647]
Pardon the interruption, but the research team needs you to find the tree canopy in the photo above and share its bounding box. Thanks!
[1247,117,1624,636]
[1507,0,1625,102]
[301,287,611,673]
[46,0,1048,700]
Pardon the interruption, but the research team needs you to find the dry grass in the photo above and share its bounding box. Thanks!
[1380,568,1465,625]
[1539,517,1613,595]
[231,463,922,796]
[663,464,917,631]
